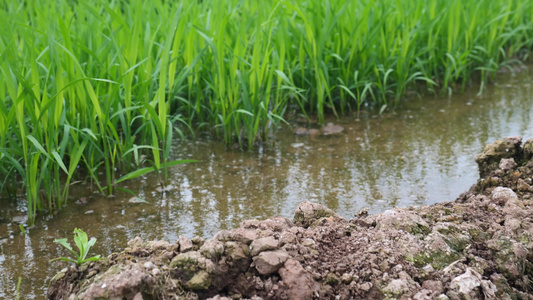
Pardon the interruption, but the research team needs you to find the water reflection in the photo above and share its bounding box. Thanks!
[0,68,532,298]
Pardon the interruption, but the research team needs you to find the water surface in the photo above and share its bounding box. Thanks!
[0,67,532,299]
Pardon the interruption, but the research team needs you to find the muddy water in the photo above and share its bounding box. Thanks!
[1,68,532,299]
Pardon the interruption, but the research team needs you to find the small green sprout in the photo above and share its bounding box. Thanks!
[50,228,103,266]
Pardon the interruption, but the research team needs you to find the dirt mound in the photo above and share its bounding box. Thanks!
[48,137,533,300]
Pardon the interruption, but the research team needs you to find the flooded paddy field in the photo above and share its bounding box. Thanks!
[1,68,532,299]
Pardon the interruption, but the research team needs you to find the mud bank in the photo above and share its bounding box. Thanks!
[48,137,533,300]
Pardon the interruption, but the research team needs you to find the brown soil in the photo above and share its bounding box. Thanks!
[48,137,533,300]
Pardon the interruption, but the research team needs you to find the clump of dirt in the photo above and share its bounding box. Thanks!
[48,137,533,300]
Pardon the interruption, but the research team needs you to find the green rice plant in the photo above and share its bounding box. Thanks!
[15,277,21,300]
[0,0,533,222]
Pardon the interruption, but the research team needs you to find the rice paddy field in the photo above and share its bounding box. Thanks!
[1,0,533,224]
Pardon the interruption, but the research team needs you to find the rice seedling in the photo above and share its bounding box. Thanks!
[0,0,532,222]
